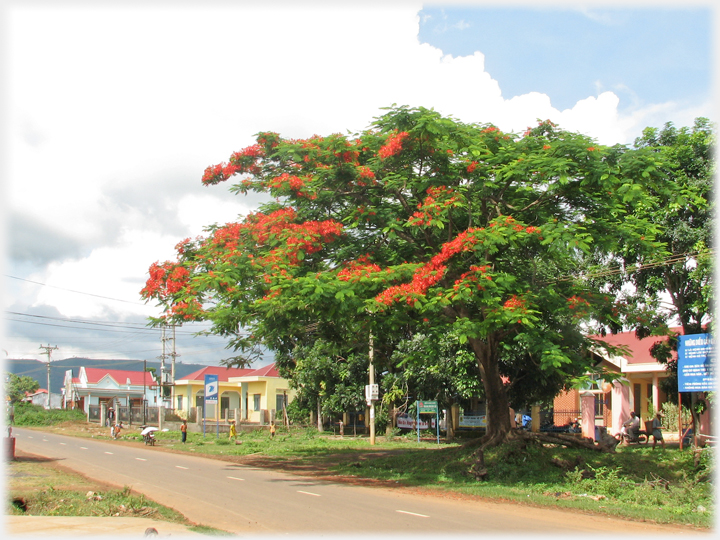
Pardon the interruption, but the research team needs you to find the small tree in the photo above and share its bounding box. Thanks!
[5,373,40,404]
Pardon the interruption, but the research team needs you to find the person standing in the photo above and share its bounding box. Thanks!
[652,412,666,450]
[180,420,188,443]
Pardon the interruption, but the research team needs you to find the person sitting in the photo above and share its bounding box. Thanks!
[622,411,640,441]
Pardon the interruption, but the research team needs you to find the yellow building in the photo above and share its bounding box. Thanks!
[173,363,295,424]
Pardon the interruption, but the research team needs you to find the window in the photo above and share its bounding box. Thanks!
[221,396,230,412]
[276,394,287,412]
[253,394,261,411]
[196,395,204,408]
[177,396,183,410]
[633,383,642,415]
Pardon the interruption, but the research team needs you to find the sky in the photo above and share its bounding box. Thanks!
[1,1,716,378]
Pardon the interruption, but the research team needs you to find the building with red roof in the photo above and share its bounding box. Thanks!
[63,366,158,422]
[553,327,712,442]
[174,363,294,424]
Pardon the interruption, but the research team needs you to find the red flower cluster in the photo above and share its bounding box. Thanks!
[170,299,203,321]
[375,228,481,306]
[267,173,316,199]
[141,261,190,299]
[567,295,590,309]
[407,186,459,227]
[503,294,527,313]
[338,255,382,281]
[467,161,478,173]
[378,131,409,159]
[355,165,376,187]
[452,265,492,294]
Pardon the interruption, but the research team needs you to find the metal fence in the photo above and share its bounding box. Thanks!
[88,406,178,426]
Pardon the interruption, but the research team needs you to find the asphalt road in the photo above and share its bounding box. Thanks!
[12,428,703,536]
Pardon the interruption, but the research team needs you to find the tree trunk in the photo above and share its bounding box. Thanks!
[316,399,324,432]
[468,334,511,447]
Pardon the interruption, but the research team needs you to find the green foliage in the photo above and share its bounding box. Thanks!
[5,373,40,404]
[12,402,86,426]
[143,106,685,441]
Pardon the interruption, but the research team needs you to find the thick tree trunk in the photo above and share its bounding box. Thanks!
[467,334,511,447]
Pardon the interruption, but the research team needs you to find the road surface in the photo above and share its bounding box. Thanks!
[13,428,705,535]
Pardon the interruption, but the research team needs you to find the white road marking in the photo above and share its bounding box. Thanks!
[105,452,114,455]
[80,447,88,450]
[298,491,321,497]
[135,458,147,461]
[396,510,429,518]
[227,476,245,481]
[59,443,66,445]
[175,465,188,469]
[42,439,49,442]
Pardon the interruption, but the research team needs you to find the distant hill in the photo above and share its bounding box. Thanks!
[4,358,213,394]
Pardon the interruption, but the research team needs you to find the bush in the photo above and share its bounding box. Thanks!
[13,403,86,426]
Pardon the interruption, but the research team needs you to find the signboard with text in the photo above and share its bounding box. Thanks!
[204,374,219,403]
[417,400,438,414]
[678,334,715,392]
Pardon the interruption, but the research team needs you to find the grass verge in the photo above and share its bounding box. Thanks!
[6,452,230,535]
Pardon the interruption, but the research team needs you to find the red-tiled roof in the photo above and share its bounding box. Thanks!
[592,327,683,364]
[83,367,156,386]
[179,363,280,382]
[248,363,279,378]
[179,366,255,382]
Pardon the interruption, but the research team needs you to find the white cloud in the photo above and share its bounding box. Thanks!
[4,2,708,362]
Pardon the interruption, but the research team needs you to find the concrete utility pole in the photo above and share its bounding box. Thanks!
[369,333,375,446]
[158,325,168,430]
[39,344,58,409]
[169,324,179,412]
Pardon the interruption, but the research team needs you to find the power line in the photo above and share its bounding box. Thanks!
[557,250,712,282]
[4,274,146,305]
[4,311,215,335]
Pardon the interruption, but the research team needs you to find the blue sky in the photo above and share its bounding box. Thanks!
[418,6,712,112]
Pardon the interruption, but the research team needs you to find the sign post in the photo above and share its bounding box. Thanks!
[417,400,439,444]
[677,334,715,449]
[204,374,218,439]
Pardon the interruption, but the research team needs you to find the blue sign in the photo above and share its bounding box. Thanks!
[204,374,219,403]
[678,334,715,392]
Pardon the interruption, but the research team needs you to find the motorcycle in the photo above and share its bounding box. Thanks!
[615,429,648,444]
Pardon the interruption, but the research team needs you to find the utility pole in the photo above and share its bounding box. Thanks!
[169,324,179,412]
[369,332,375,446]
[158,325,167,430]
[39,344,58,409]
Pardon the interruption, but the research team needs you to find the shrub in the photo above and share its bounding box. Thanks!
[13,403,86,426]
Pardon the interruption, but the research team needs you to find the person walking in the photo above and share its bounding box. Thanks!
[652,412,666,450]
[229,420,237,441]
[270,421,276,439]
[180,420,188,443]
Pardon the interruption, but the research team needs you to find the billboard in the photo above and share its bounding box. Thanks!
[678,333,715,392]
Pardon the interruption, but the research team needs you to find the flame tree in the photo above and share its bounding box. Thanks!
[142,106,672,446]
